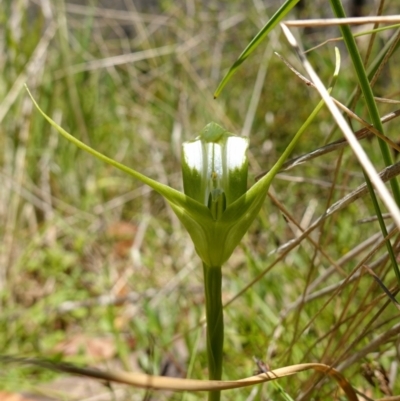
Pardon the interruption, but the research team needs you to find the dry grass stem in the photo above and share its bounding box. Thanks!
[285,16,400,27]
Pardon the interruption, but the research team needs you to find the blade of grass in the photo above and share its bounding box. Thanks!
[213,0,299,98]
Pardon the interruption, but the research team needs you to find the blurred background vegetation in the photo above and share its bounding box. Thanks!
[0,0,399,399]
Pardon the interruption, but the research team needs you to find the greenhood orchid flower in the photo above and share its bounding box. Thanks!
[182,122,248,211]
[180,123,250,264]
[26,86,274,269]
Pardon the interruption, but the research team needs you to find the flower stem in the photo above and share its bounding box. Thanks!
[203,263,224,401]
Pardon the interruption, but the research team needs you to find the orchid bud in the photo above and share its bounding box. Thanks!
[182,122,248,220]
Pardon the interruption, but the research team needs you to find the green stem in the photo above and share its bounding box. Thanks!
[203,263,224,401]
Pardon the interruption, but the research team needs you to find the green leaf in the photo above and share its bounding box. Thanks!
[214,0,300,98]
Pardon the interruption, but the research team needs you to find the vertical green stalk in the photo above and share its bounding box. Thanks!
[203,263,224,401]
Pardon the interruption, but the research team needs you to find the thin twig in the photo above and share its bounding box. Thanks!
[285,16,400,27]
[363,265,400,310]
